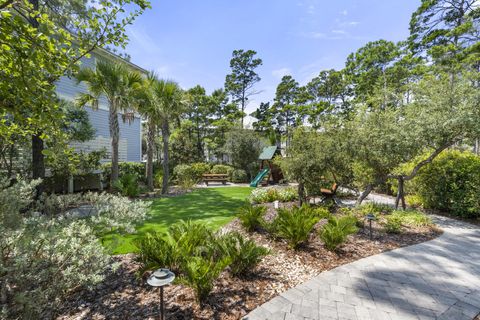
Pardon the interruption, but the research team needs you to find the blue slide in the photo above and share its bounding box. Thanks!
[250,168,269,187]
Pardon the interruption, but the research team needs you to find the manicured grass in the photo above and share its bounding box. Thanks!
[106,187,252,254]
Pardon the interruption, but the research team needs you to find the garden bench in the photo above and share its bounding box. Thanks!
[320,182,339,205]
[202,174,228,186]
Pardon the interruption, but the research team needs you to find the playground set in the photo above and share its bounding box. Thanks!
[250,146,284,187]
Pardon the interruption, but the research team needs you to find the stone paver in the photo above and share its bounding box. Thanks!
[244,206,480,320]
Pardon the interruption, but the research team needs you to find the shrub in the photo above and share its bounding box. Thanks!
[154,169,163,189]
[384,215,402,233]
[355,202,393,217]
[320,215,358,251]
[191,162,211,180]
[313,206,332,219]
[267,205,319,249]
[113,173,141,197]
[405,194,423,208]
[231,168,248,183]
[182,255,231,303]
[135,232,181,273]
[102,162,146,183]
[211,164,234,176]
[406,150,480,218]
[237,202,266,232]
[249,186,299,204]
[174,164,198,189]
[389,210,432,227]
[220,232,269,276]
[1,180,148,319]
[168,220,215,257]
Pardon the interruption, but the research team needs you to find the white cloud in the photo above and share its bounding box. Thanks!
[128,26,162,54]
[332,29,347,35]
[340,10,348,16]
[272,67,292,79]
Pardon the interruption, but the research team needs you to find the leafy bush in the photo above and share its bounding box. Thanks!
[313,206,332,219]
[320,215,358,251]
[267,205,319,249]
[237,202,266,232]
[405,194,423,208]
[389,210,432,227]
[102,162,146,183]
[174,164,198,189]
[220,232,269,276]
[181,255,231,303]
[384,215,402,233]
[154,169,163,189]
[211,164,234,176]
[136,221,270,303]
[191,162,211,180]
[355,202,393,217]
[404,150,480,218]
[231,168,248,183]
[113,173,141,197]
[249,186,299,204]
[1,179,148,319]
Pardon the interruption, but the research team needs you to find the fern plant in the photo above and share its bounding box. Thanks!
[237,202,266,232]
[320,215,358,251]
[220,232,269,276]
[181,255,231,303]
[268,205,319,249]
[134,232,181,273]
[113,173,141,197]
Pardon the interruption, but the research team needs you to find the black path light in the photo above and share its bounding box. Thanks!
[365,213,376,240]
[147,268,175,320]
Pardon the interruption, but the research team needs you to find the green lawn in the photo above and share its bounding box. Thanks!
[106,187,252,253]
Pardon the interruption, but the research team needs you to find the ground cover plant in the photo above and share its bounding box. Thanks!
[107,187,252,253]
[135,221,269,303]
[249,186,298,204]
[237,202,267,231]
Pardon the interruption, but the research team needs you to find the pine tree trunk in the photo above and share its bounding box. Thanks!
[146,120,155,191]
[109,105,120,187]
[161,120,170,195]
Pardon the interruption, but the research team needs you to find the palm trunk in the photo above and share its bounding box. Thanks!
[109,105,120,187]
[146,119,155,191]
[161,120,170,194]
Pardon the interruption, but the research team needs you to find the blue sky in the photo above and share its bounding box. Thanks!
[125,0,420,114]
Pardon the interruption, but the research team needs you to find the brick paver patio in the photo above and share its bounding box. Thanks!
[244,215,480,320]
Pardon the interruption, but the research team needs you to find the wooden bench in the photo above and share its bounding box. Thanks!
[320,183,339,205]
[202,174,228,186]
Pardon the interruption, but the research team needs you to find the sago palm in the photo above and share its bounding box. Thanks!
[75,59,142,186]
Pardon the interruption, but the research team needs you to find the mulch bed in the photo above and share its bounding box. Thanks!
[57,202,442,320]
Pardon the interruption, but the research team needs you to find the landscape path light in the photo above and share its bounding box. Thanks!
[365,213,376,240]
[147,268,175,320]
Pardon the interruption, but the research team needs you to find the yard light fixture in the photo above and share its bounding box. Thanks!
[147,268,175,320]
[366,213,376,240]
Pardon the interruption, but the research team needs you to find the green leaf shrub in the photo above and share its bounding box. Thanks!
[211,164,234,176]
[173,164,198,189]
[320,215,358,251]
[219,232,269,276]
[267,205,319,249]
[237,202,266,232]
[389,210,432,227]
[249,186,299,203]
[384,215,402,233]
[356,202,393,216]
[1,179,148,318]
[313,206,332,219]
[231,168,248,182]
[102,162,146,183]
[182,256,231,303]
[113,173,141,197]
[190,162,211,180]
[136,221,268,303]
[403,150,480,218]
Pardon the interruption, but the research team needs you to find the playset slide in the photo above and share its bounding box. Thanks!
[250,168,269,187]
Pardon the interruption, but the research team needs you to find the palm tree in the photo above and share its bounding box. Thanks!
[135,72,160,191]
[76,60,142,186]
[152,79,185,194]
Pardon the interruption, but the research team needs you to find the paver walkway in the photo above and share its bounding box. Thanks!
[244,215,480,320]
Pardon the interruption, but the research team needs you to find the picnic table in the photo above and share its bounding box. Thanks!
[202,173,228,186]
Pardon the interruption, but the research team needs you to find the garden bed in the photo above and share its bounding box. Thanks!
[57,202,441,320]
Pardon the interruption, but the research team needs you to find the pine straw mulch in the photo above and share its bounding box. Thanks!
[57,202,442,320]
